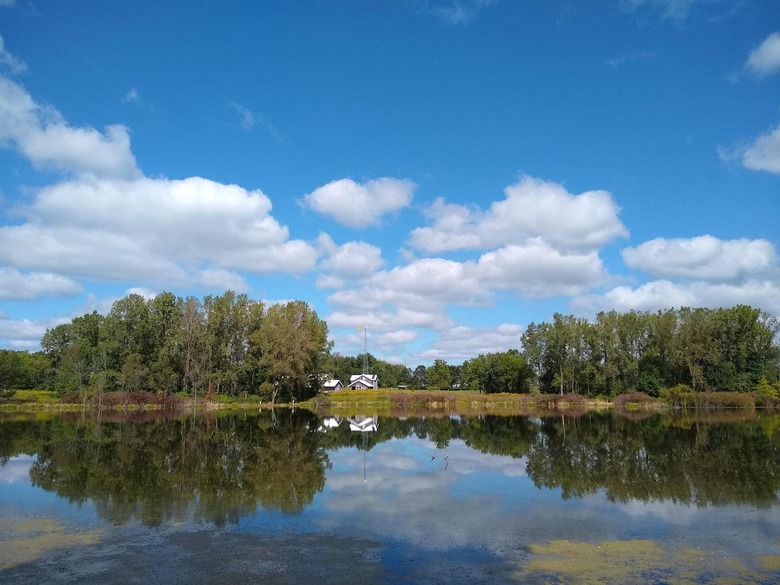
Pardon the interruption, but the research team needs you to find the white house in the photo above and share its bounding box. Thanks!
[323,379,344,392]
[348,374,379,390]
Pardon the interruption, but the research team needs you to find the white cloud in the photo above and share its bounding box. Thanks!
[742,123,780,173]
[606,51,655,69]
[229,101,256,130]
[0,35,26,74]
[0,176,319,284]
[324,238,609,360]
[229,101,286,142]
[125,287,157,299]
[746,32,780,77]
[0,268,82,300]
[573,280,780,315]
[196,268,250,292]
[477,242,608,296]
[378,329,420,347]
[620,0,713,22]
[302,177,415,228]
[0,315,63,349]
[622,236,776,280]
[319,237,384,279]
[123,88,141,104]
[0,76,139,179]
[410,176,627,253]
[424,0,498,25]
[413,323,524,363]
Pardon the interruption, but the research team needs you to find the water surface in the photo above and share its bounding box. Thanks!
[1,410,779,583]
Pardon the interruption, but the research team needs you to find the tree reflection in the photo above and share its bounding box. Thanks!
[2,411,780,527]
[23,410,329,526]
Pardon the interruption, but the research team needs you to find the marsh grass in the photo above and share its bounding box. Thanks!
[305,389,604,417]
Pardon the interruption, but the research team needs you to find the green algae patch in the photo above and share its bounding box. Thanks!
[0,517,103,570]
[520,539,668,583]
[758,555,780,570]
[517,539,780,584]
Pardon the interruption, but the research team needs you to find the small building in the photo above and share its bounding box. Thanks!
[323,379,344,392]
[348,374,379,390]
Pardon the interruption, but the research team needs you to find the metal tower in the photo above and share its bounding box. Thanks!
[362,325,368,374]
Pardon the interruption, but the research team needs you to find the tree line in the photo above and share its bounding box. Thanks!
[3,291,329,403]
[0,292,778,397]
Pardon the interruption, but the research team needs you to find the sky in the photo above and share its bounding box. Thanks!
[0,0,778,366]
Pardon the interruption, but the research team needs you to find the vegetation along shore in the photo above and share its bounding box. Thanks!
[0,291,778,413]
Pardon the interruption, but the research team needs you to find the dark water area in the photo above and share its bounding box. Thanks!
[1,410,780,583]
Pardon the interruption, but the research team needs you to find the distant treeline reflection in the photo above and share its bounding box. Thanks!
[1,411,779,526]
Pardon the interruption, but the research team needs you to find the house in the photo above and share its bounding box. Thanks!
[323,379,343,392]
[348,374,379,390]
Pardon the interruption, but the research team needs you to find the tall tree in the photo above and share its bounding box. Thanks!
[427,359,452,390]
[252,301,330,403]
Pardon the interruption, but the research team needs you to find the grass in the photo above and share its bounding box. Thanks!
[303,388,608,417]
[1,387,776,417]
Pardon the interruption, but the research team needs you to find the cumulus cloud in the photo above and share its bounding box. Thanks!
[302,177,415,228]
[622,236,776,280]
[318,235,384,279]
[0,176,319,285]
[0,314,63,349]
[0,268,82,300]
[0,76,139,179]
[413,323,524,363]
[378,329,420,347]
[573,280,780,315]
[742,123,780,174]
[325,239,607,354]
[746,32,780,77]
[0,35,26,74]
[477,242,608,296]
[410,176,627,253]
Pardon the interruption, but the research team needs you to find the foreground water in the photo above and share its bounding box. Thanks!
[1,409,779,584]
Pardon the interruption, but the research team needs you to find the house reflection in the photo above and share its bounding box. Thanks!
[348,416,378,482]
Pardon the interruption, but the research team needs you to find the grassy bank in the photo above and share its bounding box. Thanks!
[1,388,776,417]
[303,389,613,417]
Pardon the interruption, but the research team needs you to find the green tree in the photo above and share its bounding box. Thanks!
[252,301,330,403]
[427,359,452,390]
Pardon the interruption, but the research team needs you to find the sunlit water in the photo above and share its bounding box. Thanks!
[1,410,779,583]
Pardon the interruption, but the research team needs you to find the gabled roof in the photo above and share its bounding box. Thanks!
[349,374,378,382]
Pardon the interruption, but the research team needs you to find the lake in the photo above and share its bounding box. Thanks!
[1,409,779,584]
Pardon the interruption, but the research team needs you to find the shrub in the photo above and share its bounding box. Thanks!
[659,384,693,408]
[614,392,654,409]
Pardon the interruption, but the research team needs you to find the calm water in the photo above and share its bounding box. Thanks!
[1,409,779,584]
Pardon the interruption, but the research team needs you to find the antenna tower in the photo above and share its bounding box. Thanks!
[362,326,368,374]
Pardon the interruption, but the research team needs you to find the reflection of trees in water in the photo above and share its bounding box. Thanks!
[2,411,780,526]
[310,412,780,506]
[23,409,329,526]
[524,414,780,506]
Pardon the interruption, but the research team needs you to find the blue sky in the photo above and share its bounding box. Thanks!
[0,0,778,365]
